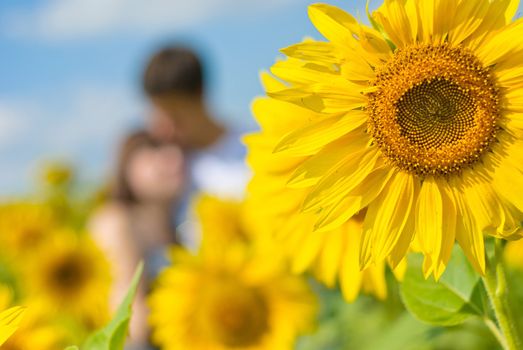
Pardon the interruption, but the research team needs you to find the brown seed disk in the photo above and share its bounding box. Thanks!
[367,43,500,177]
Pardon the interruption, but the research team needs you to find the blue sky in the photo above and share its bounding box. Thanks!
[2,1,521,194]
[0,0,371,194]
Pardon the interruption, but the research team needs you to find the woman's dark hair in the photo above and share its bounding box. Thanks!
[143,46,204,97]
[110,130,160,204]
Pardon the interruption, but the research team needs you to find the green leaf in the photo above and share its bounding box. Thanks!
[82,262,144,350]
[360,312,433,350]
[64,347,79,350]
[400,248,488,326]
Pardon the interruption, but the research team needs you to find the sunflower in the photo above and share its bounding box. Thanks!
[0,202,56,257]
[21,230,111,329]
[149,196,317,350]
[246,0,523,281]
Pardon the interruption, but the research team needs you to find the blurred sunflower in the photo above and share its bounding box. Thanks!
[0,202,56,257]
[195,194,250,246]
[246,0,523,280]
[195,194,286,260]
[149,196,317,350]
[149,246,317,350]
[21,230,111,329]
[40,161,73,188]
[0,287,66,350]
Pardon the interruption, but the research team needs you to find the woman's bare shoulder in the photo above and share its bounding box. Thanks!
[89,202,130,241]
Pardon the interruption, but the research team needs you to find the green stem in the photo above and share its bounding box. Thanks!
[484,317,509,349]
[482,240,521,350]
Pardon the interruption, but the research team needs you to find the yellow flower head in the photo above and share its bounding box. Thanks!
[149,196,317,350]
[21,230,111,329]
[246,0,523,283]
[0,202,56,257]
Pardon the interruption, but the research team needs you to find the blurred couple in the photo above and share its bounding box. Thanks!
[90,46,249,349]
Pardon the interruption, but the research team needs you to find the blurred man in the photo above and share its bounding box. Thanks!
[142,46,249,248]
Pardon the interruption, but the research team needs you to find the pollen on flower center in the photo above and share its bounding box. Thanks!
[367,43,500,176]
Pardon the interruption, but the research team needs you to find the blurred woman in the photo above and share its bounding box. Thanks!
[90,130,185,349]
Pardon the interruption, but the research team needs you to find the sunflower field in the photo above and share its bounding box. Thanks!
[2,1,523,349]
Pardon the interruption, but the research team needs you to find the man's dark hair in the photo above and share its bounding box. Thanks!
[143,46,204,96]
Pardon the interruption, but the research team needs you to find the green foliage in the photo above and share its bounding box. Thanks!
[400,249,489,326]
[81,262,143,350]
[297,274,497,350]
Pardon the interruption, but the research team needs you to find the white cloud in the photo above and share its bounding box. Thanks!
[0,85,145,193]
[4,0,299,40]
[45,85,143,151]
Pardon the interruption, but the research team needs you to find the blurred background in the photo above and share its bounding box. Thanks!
[0,0,373,194]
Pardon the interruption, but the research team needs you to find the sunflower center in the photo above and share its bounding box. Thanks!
[368,43,500,176]
[201,282,269,347]
[48,253,91,296]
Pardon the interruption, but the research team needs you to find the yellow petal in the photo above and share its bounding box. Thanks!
[287,131,371,188]
[388,178,418,269]
[251,97,318,135]
[454,190,486,274]
[267,87,326,113]
[491,143,523,213]
[392,258,407,281]
[416,177,442,259]
[463,181,502,235]
[274,113,367,156]
[271,58,338,86]
[360,171,415,268]
[475,18,523,66]
[291,221,325,274]
[303,149,380,213]
[433,181,457,280]
[373,0,416,46]
[259,71,287,93]
[466,0,521,49]
[339,219,363,301]
[340,53,376,82]
[313,166,394,233]
[281,41,343,64]
[0,306,26,345]
[309,3,391,64]
[361,264,388,300]
[448,0,489,45]
[505,0,520,23]
[317,229,345,287]
[309,82,367,113]
[308,3,358,44]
